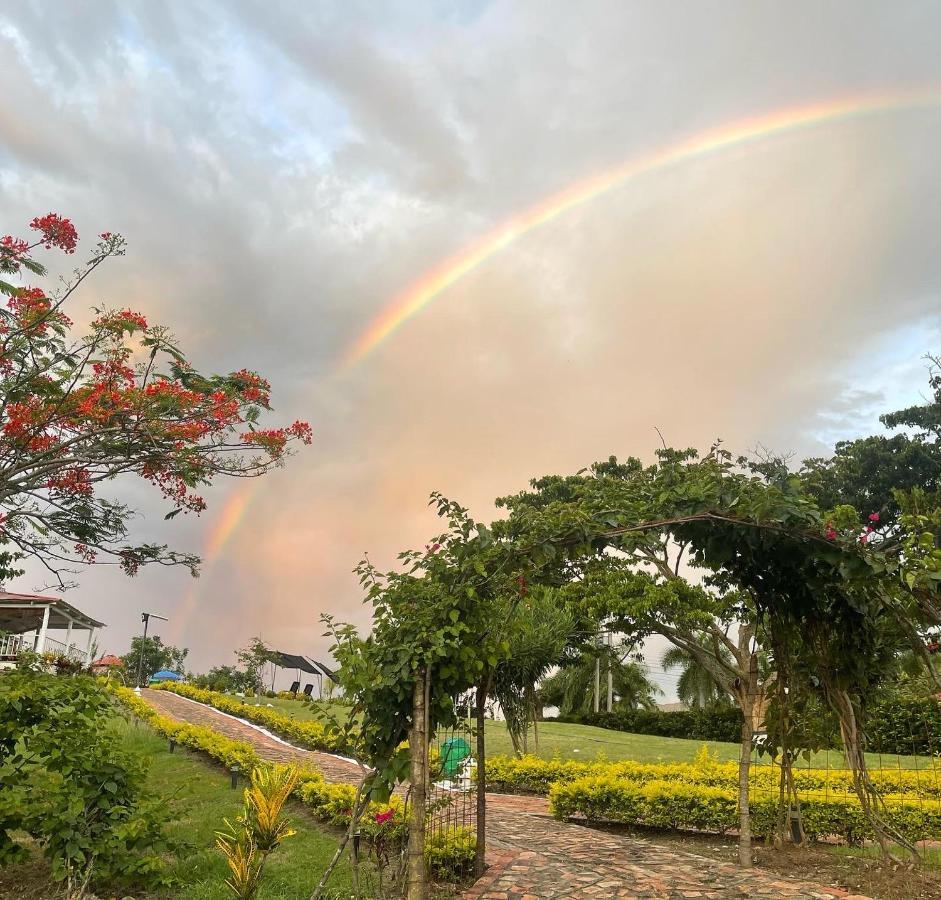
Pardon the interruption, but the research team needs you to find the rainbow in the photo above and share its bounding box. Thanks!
[168,486,257,642]
[178,90,941,636]
[340,89,941,370]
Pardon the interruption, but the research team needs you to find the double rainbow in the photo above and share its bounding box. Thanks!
[173,89,941,641]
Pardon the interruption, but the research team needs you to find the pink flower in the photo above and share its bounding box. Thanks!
[374,809,395,825]
[825,523,837,541]
[868,512,880,523]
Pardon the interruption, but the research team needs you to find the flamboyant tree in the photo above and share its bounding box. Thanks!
[0,214,311,584]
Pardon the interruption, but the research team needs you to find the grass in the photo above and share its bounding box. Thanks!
[256,697,938,771]
[0,718,357,900]
[122,720,356,900]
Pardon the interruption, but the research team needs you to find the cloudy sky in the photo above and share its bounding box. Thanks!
[2,2,940,694]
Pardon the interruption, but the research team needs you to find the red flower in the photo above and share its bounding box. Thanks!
[29,214,77,253]
[868,512,880,523]
[374,809,395,825]
[824,523,837,541]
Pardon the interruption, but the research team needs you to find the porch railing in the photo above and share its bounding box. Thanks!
[0,632,87,663]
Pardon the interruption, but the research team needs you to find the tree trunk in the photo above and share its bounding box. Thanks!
[737,695,754,868]
[474,677,490,878]
[407,669,428,900]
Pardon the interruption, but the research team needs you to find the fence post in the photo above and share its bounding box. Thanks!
[407,667,429,900]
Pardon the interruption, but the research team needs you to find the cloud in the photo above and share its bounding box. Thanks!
[2,2,940,690]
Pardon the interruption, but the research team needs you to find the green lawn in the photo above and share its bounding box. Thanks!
[122,721,356,900]
[233,695,939,771]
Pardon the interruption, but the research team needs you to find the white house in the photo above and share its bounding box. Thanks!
[0,590,104,669]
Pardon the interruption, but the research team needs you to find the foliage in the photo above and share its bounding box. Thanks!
[121,634,188,682]
[567,704,744,743]
[0,673,171,894]
[867,695,941,756]
[216,765,299,899]
[549,773,941,844]
[423,827,476,882]
[661,640,732,708]
[487,749,941,799]
[234,638,279,693]
[491,587,574,755]
[539,646,660,717]
[0,213,311,585]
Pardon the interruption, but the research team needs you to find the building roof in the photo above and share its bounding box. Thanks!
[92,654,123,667]
[0,590,105,631]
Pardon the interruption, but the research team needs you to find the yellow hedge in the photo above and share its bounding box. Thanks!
[151,682,348,755]
[487,749,941,802]
[549,773,941,843]
[111,687,473,873]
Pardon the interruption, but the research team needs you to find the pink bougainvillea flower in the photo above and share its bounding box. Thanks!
[374,809,395,825]
[824,523,837,541]
[868,512,880,523]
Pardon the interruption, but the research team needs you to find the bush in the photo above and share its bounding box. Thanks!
[152,682,349,754]
[486,749,941,800]
[868,696,941,756]
[0,673,171,890]
[424,827,476,881]
[568,704,744,743]
[549,774,941,844]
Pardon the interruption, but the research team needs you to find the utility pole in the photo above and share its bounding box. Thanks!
[593,633,600,714]
[135,612,168,692]
[606,630,614,713]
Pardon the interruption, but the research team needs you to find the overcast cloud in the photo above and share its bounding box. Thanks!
[2,1,940,696]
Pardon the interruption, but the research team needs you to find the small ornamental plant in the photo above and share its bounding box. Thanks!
[216,765,299,900]
[0,213,311,583]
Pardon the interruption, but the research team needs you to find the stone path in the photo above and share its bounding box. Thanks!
[141,690,865,900]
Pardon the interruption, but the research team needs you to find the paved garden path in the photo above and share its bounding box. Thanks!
[141,690,867,900]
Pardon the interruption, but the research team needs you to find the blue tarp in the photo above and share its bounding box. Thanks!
[149,670,183,682]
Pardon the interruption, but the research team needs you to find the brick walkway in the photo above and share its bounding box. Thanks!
[140,690,865,900]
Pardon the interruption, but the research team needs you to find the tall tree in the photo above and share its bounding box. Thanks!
[121,635,187,683]
[0,213,311,585]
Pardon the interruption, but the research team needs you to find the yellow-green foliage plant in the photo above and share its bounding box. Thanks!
[216,765,299,899]
[549,774,941,844]
[486,747,941,801]
[152,682,346,754]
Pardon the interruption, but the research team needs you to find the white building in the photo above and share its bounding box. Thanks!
[0,590,104,669]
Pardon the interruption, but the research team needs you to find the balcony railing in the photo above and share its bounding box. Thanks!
[0,632,87,663]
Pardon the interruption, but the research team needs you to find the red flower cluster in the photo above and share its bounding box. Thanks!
[230,369,271,405]
[374,809,395,825]
[241,421,312,457]
[29,214,77,253]
[74,543,98,564]
[868,512,880,523]
[92,309,148,332]
[824,522,837,541]
[46,468,93,496]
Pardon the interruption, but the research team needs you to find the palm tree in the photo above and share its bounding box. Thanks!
[661,637,732,708]
[539,642,660,717]
[492,589,573,756]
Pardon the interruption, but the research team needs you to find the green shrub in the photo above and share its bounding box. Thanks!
[424,827,476,881]
[568,704,744,743]
[0,673,171,890]
[549,773,941,843]
[867,696,941,756]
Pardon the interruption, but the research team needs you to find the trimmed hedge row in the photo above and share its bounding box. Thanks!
[549,774,941,844]
[152,682,348,754]
[113,687,474,878]
[567,706,743,743]
[487,751,941,800]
